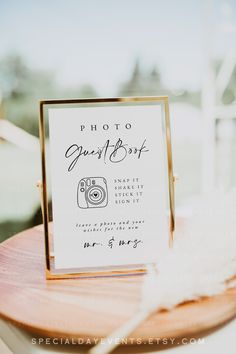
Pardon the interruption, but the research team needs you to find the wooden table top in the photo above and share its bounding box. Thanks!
[0,224,236,344]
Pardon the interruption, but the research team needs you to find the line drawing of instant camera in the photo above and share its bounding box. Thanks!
[77,177,108,209]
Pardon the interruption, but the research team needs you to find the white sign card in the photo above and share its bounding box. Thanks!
[40,98,174,276]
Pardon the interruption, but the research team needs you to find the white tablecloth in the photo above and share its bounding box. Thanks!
[1,317,236,354]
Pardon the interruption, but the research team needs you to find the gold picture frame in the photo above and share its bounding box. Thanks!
[39,96,175,279]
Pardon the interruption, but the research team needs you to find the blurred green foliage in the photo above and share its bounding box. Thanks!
[214,60,236,105]
[0,54,98,136]
[118,60,200,106]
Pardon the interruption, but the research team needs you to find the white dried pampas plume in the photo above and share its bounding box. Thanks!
[152,192,236,309]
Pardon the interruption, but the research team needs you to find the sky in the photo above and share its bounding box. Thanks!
[0,0,236,94]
